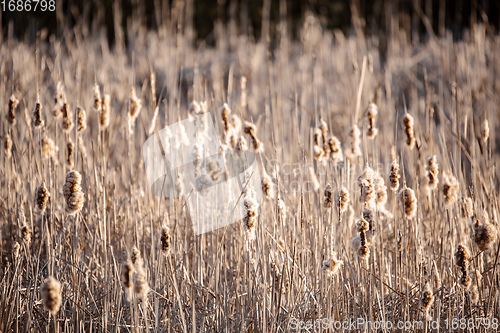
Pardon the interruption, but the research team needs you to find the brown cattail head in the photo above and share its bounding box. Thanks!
[403,113,415,149]
[220,103,231,142]
[389,148,400,191]
[62,170,84,215]
[322,251,343,276]
[99,94,110,129]
[121,259,134,302]
[328,136,343,164]
[21,224,31,244]
[323,184,333,208]
[454,243,470,268]
[365,102,378,138]
[425,156,439,191]
[243,183,258,240]
[336,187,350,214]
[12,241,20,260]
[443,171,459,206]
[420,283,434,311]
[373,172,387,208]
[133,264,149,302]
[66,141,74,168]
[357,244,370,260]
[41,277,62,314]
[7,94,19,126]
[472,211,497,251]
[160,225,171,255]
[128,88,142,133]
[32,99,45,128]
[131,246,142,266]
[53,82,65,117]
[481,119,489,143]
[76,107,87,132]
[362,208,377,233]
[460,197,473,219]
[243,121,263,152]
[93,84,102,113]
[35,181,50,213]
[356,218,370,233]
[397,186,417,219]
[5,134,12,159]
[61,102,74,133]
[261,169,273,198]
[345,125,361,160]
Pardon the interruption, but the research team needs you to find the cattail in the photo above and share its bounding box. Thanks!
[32,99,44,128]
[420,283,434,312]
[389,149,400,191]
[356,218,370,260]
[243,121,263,151]
[313,126,324,161]
[373,172,387,208]
[443,171,459,205]
[53,82,65,118]
[365,102,378,138]
[328,136,343,164]
[345,125,361,160]
[121,260,134,301]
[61,102,74,133]
[358,166,376,208]
[62,170,84,215]
[35,181,50,213]
[131,245,142,266]
[133,264,149,302]
[76,107,86,132]
[12,241,20,260]
[7,94,19,126]
[275,195,287,222]
[128,88,142,133]
[93,84,101,113]
[473,211,497,251]
[322,251,343,276]
[66,141,74,168]
[424,155,439,191]
[241,76,247,109]
[235,136,248,151]
[41,134,58,159]
[469,269,482,303]
[308,166,320,192]
[397,186,417,219]
[362,208,378,233]
[220,103,231,143]
[21,224,31,244]
[403,113,415,149]
[160,225,171,255]
[336,187,350,214]
[188,101,201,117]
[323,184,333,208]
[261,169,273,198]
[481,119,489,143]
[41,277,62,314]
[454,244,471,289]
[5,134,12,159]
[99,94,110,129]
[243,183,258,240]
[460,197,473,218]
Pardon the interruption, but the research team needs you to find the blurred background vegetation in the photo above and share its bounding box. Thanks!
[1,0,500,45]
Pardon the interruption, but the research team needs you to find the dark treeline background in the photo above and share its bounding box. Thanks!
[1,0,500,45]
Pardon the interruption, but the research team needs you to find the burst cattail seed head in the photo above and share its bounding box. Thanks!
[160,225,171,255]
[358,167,376,208]
[62,170,84,215]
[41,277,62,314]
[443,171,459,206]
[61,102,74,133]
[261,170,273,198]
[425,156,439,191]
[365,102,378,138]
[93,84,101,112]
[420,283,434,310]
[389,149,400,191]
[473,212,497,251]
[397,186,417,219]
[99,94,110,129]
[76,107,87,132]
[322,252,343,277]
[35,181,50,213]
[323,184,333,208]
[336,187,350,214]
[21,224,31,244]
[345,125,361,160]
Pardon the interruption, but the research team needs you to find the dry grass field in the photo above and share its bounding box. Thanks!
[1,5,500,332]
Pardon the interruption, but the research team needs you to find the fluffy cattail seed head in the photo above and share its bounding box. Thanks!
[328,136,343,163]
[473,211,497,251]
[365,102,378,138]
[41,277,62,315]
[243,121,262,151]
[336,187,350,214]
[131,246,142,266]
[53,82,65,118]
[322,251,343,277]
[261,170,273,198]
[128,88,142,133]
[420,283,434,311]
[397,186,417,219]
[133,264,149,302]
[403,113,415,149]
[345,125,361,160]
[35,181,50,213]
[61,102,74,133]
[21,224,31,244]
[454,243,470,268]
[13,241,20,260]
[358,166,376,208]
[443,171,459,206]
[40,135,58,159]
[62,170,84,215]
[389,149,400,192]
[76,107,87,132]
[7,94,19,126]
[356,218,370,233]
[93,84,101,113]
[121,260,134,301]
[425,156,439,191]
[243,184,258,240]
